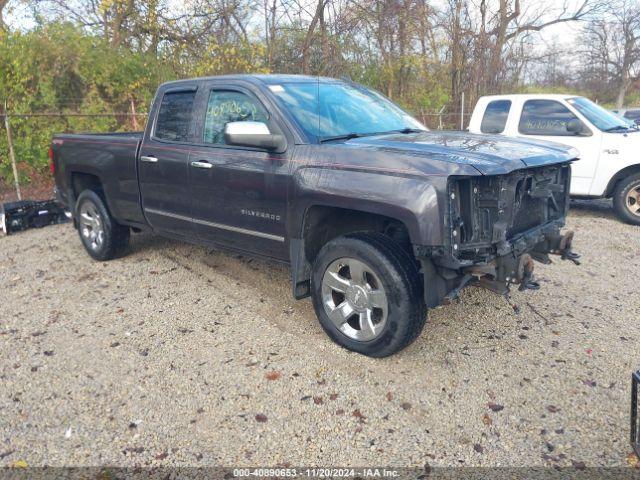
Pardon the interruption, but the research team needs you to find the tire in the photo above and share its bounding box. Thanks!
[75,189,130,261]
[612,173,640,226]
[310,232,426,357]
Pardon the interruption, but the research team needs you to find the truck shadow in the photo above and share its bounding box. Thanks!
[126,229,540,371]
[569,198,617,221]
[126,231,175,255]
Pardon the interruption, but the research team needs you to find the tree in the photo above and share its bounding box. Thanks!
[0,0,8,30]
[443,0,594,110]
[581,0,640,107]
[2,0,638,185]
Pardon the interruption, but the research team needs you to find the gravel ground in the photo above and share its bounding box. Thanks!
[1,199,639,468]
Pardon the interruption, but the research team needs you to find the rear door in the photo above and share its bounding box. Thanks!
[188,81,290,260]
[139,85,198,235]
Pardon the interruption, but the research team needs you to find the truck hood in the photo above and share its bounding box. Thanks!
[344,131,578,175]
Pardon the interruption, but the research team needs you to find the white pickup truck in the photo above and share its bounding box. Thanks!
[468,94,640,225]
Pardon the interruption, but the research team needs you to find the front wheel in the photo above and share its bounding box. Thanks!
[75,190,130,261]
[310,232,426,357]
[613,173,640,226]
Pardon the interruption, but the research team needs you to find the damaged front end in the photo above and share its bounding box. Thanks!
[418,163,580,306]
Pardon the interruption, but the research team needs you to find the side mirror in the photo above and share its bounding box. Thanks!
[224,121,286,152]
[566,119,589,136]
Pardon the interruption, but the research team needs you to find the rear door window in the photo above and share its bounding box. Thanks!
[480,100,511,134]
[518,100,578,136]
[154,90,197,142]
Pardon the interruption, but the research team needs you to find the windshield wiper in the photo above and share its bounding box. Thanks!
[393,127,425,134]
[372,127,425,135]
[604,125,632,132]
[319,132,365,143]
[319,127,425,143]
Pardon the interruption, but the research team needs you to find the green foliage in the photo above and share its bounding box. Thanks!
[4,9,618,184]
[0,20,276,182]
[0,23,169,181]
[0,16,455,183]
[188,42,270,77]
[624,91,640,108]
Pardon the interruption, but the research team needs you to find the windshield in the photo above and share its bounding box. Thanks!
[567,97,634,132]
[269,81,425,140]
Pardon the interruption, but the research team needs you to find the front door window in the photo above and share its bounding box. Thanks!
[203,90,269,145]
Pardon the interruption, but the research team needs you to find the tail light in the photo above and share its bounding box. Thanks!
[48,146,55,174]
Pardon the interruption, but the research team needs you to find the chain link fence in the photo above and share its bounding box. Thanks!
[413,109,472,131]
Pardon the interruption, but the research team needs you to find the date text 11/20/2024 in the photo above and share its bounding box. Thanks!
[233,468,401,477]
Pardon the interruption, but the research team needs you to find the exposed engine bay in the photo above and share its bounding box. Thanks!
[419,164,580,307]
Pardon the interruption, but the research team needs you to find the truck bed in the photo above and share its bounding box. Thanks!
[56,131,143,137]
[53,131,143,141]
[52,132,144,227]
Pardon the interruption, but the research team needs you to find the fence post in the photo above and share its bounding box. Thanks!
[460,92,465,130]
[438,105,445,130]
[130,98,139,131]
[3,100,21,201]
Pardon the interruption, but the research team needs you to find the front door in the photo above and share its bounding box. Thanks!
[139,87,197,236]
[514,99,602,196]
[188,84,289,260]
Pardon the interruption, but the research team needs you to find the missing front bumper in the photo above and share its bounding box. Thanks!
[440,228,580,304]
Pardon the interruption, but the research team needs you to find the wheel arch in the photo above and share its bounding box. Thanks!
[290,203,415,300]
[71,171,103,197]
[302,205,413,262]
[68,171,105,226]
[604,164,640,197]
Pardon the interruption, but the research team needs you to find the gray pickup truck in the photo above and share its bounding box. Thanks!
[51,74,580,357]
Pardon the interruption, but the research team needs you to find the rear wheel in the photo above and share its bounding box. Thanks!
[613,173,640,226]
[76,190,130,261]
[311,232,426,357]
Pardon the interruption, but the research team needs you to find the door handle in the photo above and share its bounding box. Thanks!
[191,160,213,169]
[140,155,158,163]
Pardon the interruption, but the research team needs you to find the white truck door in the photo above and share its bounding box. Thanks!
[510,99,601,196]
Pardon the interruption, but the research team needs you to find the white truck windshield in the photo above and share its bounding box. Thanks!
[567,97,634,132]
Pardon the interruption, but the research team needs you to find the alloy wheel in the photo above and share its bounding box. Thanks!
[79,202,105,251]
[321,257,388,341]
[626,183,640,217]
